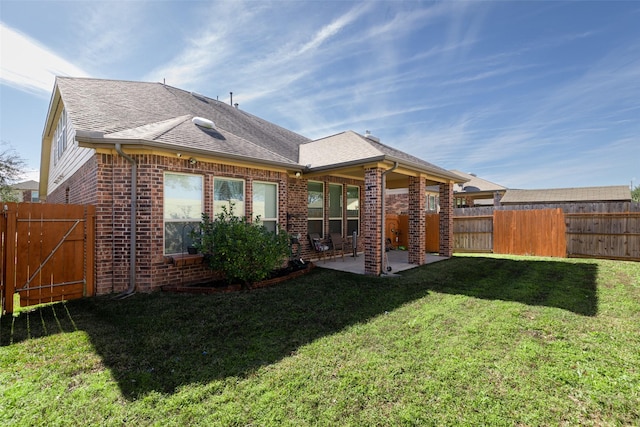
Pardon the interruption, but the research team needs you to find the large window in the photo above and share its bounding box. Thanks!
[164,172,203,254]
[329,183,343,235]
[307,181,324,237]
[214,177,245,216]
[253,181,278,233]
[346,185,359,237]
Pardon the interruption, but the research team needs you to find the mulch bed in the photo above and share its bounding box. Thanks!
[162,261,315,294]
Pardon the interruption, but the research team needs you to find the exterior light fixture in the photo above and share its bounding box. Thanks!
[189,157,197,165]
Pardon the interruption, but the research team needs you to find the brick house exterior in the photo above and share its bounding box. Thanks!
[40,77,463,295]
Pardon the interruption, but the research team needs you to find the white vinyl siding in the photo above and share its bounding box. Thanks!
[47,107,95,196]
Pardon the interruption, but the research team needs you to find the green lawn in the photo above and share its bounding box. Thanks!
[1,254,639,426]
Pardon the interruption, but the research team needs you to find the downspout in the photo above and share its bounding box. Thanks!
[114,143,137,298]
[380,162,399,274]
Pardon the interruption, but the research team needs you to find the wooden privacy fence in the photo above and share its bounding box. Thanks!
[493,209,566,257]
[397,208,640,261]
[566,212,640,260]
[1,203,95,314]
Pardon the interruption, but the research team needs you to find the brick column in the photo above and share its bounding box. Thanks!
[439,182,454,257]
[408,176,426,265]
[364,167,383,275]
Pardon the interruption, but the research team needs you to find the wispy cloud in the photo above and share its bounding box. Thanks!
[0,22,89,95]
[73,2,146,69]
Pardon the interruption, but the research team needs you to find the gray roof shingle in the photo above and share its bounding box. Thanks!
[56,77,309,166]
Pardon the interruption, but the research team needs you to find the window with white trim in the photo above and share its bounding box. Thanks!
[164,172,203,254]
[53,108,67,165]
[213,177,245,217]
[346,185,359,236]
[253,181,278,233]
[307,181,324,237]
[329,183,343,235]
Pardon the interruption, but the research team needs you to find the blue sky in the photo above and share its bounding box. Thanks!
[1,0,638,189]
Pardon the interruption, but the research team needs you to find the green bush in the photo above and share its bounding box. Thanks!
[192,204,290,286]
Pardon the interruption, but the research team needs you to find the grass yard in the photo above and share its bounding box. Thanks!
[1,254,639,426]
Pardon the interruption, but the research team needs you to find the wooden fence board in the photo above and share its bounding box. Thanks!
[566,212,640,260]
[1,203,95,314]
[494,209,566,257]
[453,215,493,253]
[425,214,439,252]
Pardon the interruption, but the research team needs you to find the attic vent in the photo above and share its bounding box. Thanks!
[364,130,380,143]
[192,117,215,129]
[190,92,208,103]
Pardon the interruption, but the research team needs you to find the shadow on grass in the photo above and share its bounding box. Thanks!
[0,256,598,399]
[402,255,599,316]
[1,268,431,399]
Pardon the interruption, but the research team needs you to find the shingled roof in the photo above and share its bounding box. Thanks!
[500,186,631,204]
[54,77,309,166]
[300,131,464,182]
[450,170,506,193]
[45,77,463,184]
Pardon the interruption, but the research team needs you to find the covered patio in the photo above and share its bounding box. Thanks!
[300,130,466,276]
[313,250,449,275]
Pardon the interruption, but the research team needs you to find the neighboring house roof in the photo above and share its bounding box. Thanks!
[500,186,631,204]
[450,170,506,193]
[10,180,39,190]
[301,131,464,182]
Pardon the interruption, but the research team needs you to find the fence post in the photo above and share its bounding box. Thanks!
[3,204,16,314]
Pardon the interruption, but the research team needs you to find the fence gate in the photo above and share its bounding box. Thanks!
[494,209,566,257]
[1,203,95,314]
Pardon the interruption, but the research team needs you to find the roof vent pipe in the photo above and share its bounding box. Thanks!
[230,92,233,106]
[114,143,137,298]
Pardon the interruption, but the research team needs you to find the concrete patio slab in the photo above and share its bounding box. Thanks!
[314,250,449,275]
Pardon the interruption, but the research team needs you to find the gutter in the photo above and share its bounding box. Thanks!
[380,161,399,275]
[114,143,137,298]
[75,131,302,173]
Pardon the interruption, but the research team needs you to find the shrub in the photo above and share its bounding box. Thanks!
[192,204,291,286]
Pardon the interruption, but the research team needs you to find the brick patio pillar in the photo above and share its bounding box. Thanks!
[408,176,426,265]
[364,167,383,275]
[439,181,454,257]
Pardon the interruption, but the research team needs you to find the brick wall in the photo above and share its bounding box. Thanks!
[364,167,383,275]
[439,182,454,257]
[48,152,372,293]
[408,176,426,264]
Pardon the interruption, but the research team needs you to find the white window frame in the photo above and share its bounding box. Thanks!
[328,183,343,235]
[252,181,278,233]
[307,181,324,238]
[213,177,245,217]
[346,185,360,237]
[53,108,67,165]
[163,172,204,255]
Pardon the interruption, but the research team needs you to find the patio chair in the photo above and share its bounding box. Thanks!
[308,233,330,262]
[329,233,346,261]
